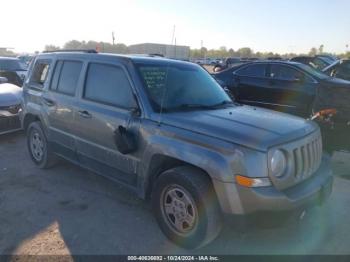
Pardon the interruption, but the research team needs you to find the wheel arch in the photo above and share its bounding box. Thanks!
[23,113,41,131]
[143,153,215,201]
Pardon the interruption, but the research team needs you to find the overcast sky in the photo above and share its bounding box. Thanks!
[1,0,349,54]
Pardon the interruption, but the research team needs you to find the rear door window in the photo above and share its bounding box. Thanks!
[236,64,267,77]
[270,65,304,81]
[83,63,136,109]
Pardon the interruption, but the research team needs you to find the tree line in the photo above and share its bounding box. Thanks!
[190,45,349,59]
[45,40,129,54]
[45,41,349,59]
[1,40,349,59]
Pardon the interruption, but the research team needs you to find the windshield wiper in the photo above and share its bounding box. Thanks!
[209,100,236,108]
[168,101,235,112]
[170,103,218,111]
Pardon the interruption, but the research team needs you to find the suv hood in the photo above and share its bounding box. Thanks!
[161,105,317,151]
[0,83,22,107]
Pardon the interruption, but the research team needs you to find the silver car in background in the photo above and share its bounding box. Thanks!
[0,78,22,135]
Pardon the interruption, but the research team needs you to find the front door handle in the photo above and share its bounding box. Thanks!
[78,110,92,118]
[42,97,55,107]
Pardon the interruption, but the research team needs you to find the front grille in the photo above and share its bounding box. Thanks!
[0,115,21,133]
[269,130,323,190]
[292,135,322,179]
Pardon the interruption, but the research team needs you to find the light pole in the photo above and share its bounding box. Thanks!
[112,31,115,45]
[200,40,204,59]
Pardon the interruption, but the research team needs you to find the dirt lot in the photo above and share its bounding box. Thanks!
[0,131,350,255]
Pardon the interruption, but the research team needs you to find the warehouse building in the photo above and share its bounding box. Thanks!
[128,43,190,60]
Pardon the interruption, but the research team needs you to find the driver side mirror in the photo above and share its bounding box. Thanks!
[114,126,137,154]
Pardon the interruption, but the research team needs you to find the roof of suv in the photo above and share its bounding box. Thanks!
[0,57,21,61]
[36,51,191,66]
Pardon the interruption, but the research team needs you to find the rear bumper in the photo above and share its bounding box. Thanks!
[213,154,333,215]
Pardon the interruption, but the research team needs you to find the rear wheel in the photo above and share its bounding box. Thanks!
[152,166,222,249]
[27,121,57,169]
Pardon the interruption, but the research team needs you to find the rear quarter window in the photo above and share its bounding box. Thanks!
[29,60,51,88]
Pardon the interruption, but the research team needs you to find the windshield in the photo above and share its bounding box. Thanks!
[136,62,232,112]
[296,63,330,80]
[0,59,27,71]
[318,56,335,64]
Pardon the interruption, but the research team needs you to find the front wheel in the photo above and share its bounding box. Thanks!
[152,166,222,249]
[27,121,57,169]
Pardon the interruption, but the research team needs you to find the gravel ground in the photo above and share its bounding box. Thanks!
[0,131,349,255]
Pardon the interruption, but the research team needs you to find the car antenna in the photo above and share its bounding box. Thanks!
[158,64,170,126]
[158,25,176,126]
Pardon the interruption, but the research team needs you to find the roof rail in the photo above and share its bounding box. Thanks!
[148,53,164,57]
[43,49,98,54]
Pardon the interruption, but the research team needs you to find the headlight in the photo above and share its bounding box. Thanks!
[270,149,287,177]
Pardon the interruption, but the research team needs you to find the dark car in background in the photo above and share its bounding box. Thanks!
[213,61,350,151]
[290,55,337,71]
[213,61,348,116]
[0,57,28,86]
[323,59,350,81]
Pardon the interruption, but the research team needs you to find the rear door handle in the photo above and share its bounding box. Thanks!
[42,97,55,107]
[78,110,92,118]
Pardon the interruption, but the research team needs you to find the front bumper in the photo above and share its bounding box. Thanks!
[213,154,333,215]
[0,113,22,135]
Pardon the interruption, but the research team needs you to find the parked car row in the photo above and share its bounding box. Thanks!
[323,59,350,81]
[193,58,221,65]
[211,55,344,75]
[290,55,338,71]
[11,50,333,249]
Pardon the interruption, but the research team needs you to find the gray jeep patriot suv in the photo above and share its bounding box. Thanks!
[21,51,333,248]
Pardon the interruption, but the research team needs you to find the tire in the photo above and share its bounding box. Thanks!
[152,166,222,249]
[27,121,58,169]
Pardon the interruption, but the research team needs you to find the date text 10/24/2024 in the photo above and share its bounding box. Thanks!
[127,256,219,261]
